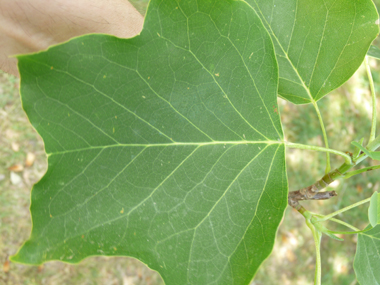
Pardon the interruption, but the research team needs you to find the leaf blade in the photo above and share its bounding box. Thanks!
[246,0,379,104]
[354,225,380,285]
[352,141,380,161]
[369,192,380,228]
[11,1,288,284]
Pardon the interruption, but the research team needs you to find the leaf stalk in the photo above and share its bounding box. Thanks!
[328,218,360,231]
[312,100,331,174]
[284,142,352,164]
[365,56,377,145]
[316,197,371,222]
[343,164,380,179]
[298,207,322,285]
[288,133,380,208]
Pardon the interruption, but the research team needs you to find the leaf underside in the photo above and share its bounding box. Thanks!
[354,226,380,285]
[246,0,379,104]
[12,0,287,284]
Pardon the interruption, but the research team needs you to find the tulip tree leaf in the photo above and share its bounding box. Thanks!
[11,0,288,284]
[245,0,379,104]
[369,192,380,227]
[354,225,380,285]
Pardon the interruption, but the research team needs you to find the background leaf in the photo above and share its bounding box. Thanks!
[368,45,380,60]
[354,225,380,285]
[11,0,288,284]
[369,192,380,227]
[246,0,379,104]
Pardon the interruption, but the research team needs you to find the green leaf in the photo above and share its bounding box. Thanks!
[354,225,380,285]
[369,192,380,227]
[352,141,371,156]
[246,0,379,104]
[353,138,365,159]
[312,222,344,241]
[352,141,380,161]
[11,0,288,284]
[368,45,380,60]
[323,231,344,241]
[370,152,380,160]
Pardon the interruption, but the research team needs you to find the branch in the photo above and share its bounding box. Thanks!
[289,190,337,204]
[288,133,380,209]
[288,169,342,209]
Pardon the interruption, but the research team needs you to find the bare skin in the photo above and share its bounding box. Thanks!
[0,0,144,76]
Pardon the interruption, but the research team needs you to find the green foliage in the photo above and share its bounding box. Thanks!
[11,0,288,284]
[369,191,380,227]
[354,225,380,284]
[352,141,380,160]
[246,0,379,104]
[9,0,380,284]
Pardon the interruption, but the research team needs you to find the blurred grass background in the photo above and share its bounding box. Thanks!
[1,0,380,284]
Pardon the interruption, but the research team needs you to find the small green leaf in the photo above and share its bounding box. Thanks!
[354,225,380,284]
[352,141,371,156]
[11,0,288,284]
[352,141,380,161]
[369,192,380,227]
[353,138,365,159]
[367,45,380,60]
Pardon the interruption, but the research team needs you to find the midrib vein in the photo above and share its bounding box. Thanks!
[47,140,282,156]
